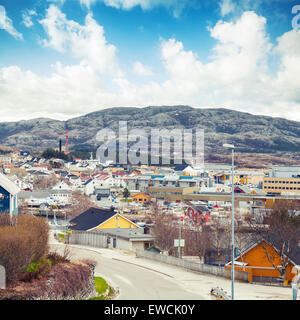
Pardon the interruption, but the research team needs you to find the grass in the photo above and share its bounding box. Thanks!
[89,277,115,300]
[57,231,71,241]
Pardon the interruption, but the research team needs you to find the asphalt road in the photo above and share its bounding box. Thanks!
[50,244,205,300]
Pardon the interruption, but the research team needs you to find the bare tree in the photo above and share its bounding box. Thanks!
[9,168,27,179]
[202,215,232,266]
[184,224,212,263]
[152,215,178,255]
[32,173,58,190]
[248,200,300,280]
[65,191,99,219]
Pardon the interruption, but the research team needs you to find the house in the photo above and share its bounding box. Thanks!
[69,207,140,231]
[173,164,189,174]
[98,228,154,251]
[224,240,298,284]
[234,185,265,195]
[131,192,150,204]
[184,204,210,224]
[19,189,72,207]
[83,179,96,196]
[95,187,111,201]
[0,172,20,216]
[52,181,72,191]
[8,175,33,191]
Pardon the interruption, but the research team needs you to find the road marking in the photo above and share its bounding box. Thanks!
[114,274,133,287]
[112,258,174,278]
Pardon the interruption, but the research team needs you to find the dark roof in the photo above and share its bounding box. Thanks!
[69,207,116,231]
[83,179,93,186]
[174,164,188,171]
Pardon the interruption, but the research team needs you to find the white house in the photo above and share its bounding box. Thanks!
[52,181,72,191]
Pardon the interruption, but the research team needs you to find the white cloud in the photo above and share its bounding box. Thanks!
[22,9,37,28]
[39,5,121,75]
[155,12,300,120]
[49,0,194,17]
[1,10,300,122]
[219,0,236,17]
[133,61,153,76]
[0,5,23,39]
[101,0,193,17]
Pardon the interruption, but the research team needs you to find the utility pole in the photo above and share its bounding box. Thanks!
[223,143,235,300]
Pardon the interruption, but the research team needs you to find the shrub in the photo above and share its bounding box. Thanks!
[19,258,53,283]
[0,214,49,281]
[46,251,70,265]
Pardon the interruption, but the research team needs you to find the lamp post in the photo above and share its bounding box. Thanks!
[223,143,235,300]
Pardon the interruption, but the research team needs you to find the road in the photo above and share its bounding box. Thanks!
[49,231,296,300]
[50,243,205,300]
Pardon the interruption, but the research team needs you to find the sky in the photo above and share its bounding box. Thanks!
[0,0,300,122]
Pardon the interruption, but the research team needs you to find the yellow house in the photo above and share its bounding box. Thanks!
[95,213,139,230]
[69,207,139,231]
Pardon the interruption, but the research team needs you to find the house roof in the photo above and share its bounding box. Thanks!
[132,192,150,198]
[69,207,117,231]
[174,164,188,171]
[226,239,300,267]
[0,172,20,195]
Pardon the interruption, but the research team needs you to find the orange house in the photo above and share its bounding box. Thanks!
[131,192,150,204]
[225,240,297,285]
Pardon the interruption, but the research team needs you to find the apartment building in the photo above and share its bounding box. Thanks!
[263,177,300,195]
[263,166,300,194]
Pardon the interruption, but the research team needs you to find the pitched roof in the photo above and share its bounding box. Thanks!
[69,207,117,231]
[0,172,20,195]
[174,164,188,171]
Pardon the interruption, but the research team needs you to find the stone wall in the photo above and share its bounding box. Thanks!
[38,262,97,300]
[1,261,97,300]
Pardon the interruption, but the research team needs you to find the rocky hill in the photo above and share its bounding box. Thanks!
[1,106,300,165]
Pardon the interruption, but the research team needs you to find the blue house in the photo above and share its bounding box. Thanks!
[0,173,20,217]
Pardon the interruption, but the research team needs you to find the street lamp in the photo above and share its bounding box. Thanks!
[223,143,235,300]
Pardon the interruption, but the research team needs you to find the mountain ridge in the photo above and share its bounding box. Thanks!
[1,106,300,157]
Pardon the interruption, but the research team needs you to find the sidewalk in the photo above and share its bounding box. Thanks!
[48,230,297,300]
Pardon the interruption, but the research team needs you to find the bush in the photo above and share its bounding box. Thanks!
[46,251,70,265]
[0,215,49,281]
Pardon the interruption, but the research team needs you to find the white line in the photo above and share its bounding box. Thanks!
[114,274,133,287]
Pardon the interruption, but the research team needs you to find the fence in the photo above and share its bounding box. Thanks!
[136,250,249,282]
[69,230,108,248]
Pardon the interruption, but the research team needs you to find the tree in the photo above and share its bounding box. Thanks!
[122,187,130,200]
[65,191,98,219]
[32,173,58,190]
[152,215,178,255]
[9,168,27,179]
[184,224,212,263]
[41,148,72,161]
[248,200,300,281]
[208,216,231,265]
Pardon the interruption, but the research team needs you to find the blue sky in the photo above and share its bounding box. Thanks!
[0,0,300,122]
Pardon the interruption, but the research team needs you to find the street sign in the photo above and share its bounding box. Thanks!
[174,239,185,247]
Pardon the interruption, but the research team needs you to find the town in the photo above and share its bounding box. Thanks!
[0,145,300,300]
